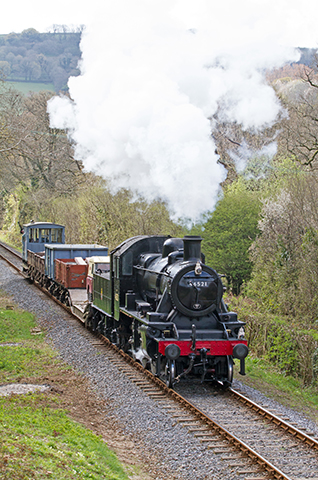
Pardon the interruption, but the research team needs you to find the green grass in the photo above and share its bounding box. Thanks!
[235,356,318,421]
[0,342,60,384]
[0,308,40,342]
[0,302,130,480]
[0,399,128,480]
[6,81,55,95]
[0,308,55,383]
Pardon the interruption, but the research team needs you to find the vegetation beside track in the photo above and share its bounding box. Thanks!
[0,234,22,252]
[234,357,318,423]
[0,292,137,480]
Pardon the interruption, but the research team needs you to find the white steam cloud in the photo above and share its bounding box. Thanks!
[48,0,300,223]
[230,141,278,177]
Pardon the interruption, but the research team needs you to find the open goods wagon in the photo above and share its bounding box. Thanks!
[55,258,88,290]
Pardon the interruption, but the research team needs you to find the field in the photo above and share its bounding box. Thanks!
[6,81,55,95]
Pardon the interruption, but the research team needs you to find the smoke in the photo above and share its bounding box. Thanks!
[48,0,300,223]
[230,141,278,178]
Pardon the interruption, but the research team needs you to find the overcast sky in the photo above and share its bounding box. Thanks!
[1,0,318,48]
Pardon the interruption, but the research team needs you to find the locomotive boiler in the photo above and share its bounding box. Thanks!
[90,235,248,388]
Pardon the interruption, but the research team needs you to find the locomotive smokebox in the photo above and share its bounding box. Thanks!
[183,235,202,262]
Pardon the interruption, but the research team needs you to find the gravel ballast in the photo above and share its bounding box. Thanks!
[1,260,318,480]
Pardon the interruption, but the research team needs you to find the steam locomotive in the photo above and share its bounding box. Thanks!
[87,234,248,388]
[22,222,248,388]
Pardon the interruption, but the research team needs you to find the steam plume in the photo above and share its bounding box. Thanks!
[48,0,299,222]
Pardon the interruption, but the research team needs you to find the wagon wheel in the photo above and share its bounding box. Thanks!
[65,293,71,307]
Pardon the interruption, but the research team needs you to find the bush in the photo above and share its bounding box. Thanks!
[229,294,318,386]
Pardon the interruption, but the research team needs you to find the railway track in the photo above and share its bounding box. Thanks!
[0,241,23,271]
[1,240,318,480]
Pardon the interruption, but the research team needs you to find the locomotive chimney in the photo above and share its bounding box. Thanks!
[183,236,202,262]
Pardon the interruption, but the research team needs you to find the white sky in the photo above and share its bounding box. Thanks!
[1,0,318,48]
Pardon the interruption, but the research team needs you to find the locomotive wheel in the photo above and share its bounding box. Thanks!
[164,359,176,388]
[221,356,234,389]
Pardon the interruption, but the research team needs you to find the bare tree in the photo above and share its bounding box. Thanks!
[7,91,84,194]
[0,83,86,226]
[277,63,318,167]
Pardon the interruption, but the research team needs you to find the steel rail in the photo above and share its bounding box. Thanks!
[230,387,318,450]
[0,254,22,273]
[0,241,22,259]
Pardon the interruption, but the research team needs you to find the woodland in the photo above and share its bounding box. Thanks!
[1,53,318,387]
[0,27,82,91]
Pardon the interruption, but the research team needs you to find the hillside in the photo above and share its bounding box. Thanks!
[0,27,82,92]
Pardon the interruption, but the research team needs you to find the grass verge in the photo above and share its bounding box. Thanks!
[0,295,132,480]
[0,399,129,480]
[234,356,318,423]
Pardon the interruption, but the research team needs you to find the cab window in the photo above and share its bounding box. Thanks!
[40,229,50,243]
[29,228,39,243]
[51,228,63,243]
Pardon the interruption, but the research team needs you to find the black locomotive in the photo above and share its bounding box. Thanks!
[87,234,248,388]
